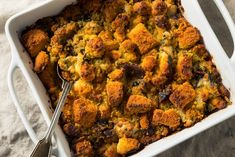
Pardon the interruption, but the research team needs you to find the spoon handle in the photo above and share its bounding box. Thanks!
[45,81,72,142]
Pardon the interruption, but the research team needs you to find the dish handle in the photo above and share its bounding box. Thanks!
[7,59,39,144]
[213,0,235,65]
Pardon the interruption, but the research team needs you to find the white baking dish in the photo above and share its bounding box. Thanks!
[5,0,235,156]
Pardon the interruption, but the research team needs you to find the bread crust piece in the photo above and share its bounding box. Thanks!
[117,137,140,155]
[34,51,49,73]
[106,81,124,107]
[22,29,49,57]
[126,95,153,114]
[152,109,181,129]
[169,82,196,109]
[75,140,94,157]
[128,23,157,54]
[73,98,97,128]
[176,52,193,81]
[178,27,200,49]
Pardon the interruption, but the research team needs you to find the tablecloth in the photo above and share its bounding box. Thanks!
[0,0,234,157]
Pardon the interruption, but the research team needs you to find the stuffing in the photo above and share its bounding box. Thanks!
[139,114,149,129]
[85,37,105,58]
[176,52,193,81]
[133,1,151,16]
[128,23,157,54]
[178,27,200,49]
[108,69,124,81]
[34,51,49,73]
[126,95,153,114]
[80,63,95,82]
[104,144,119,157]
[169,82,196,109]
[22,29,49,57]
[117,137,140,155]
[141,55,156,71]
[106,81,124,106]
[73,98,98,128]
[152,0,168,16]
[152,109,181,129]
[152,52,172,86]
[75,140,94,157]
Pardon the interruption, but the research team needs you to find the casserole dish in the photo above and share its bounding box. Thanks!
[5,0,235,156]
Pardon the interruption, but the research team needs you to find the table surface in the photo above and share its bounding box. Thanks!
[0,0,234,157]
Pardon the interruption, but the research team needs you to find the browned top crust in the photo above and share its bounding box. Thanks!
[169,82,196,109]
[21,0,230,156]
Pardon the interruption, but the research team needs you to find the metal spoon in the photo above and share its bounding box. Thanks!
[30,65,73,157]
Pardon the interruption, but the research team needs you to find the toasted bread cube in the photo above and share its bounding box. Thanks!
[73,98,97,128]
[184,109,204,127]
[73,79,93,97]
[22,29,49,57]
[169,82,196,109]
[99,103,111,119]
[176,53,193,81]
[141,55,156,71]
[152,0,168,16]
[210,97,226,110]
[34,51,49,73]
[117,137,140,155]
[75,140,94,156]
[128,23,157,54]
[178,27,200,49]
[103,0,125,22]
[108,69,124,81]
[85,37,105,58]
[139,114,149,129]
[152,109,180,129]
[80,63,95,82]
[133,1,151,16]
[152,52,171,86]
[106,81,124,106]
[126,95,153,114]
[84,21,102,35]
[104,144,119,157]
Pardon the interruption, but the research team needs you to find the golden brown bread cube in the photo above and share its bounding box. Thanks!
[108,69,124,81]
[169,82,196,109]
[73,98,97,128]
[103,0,126,22]
[176,53,193,81]
[126,95,153,114]
[139,114,149,129]
[99,103,111,119]
[117,137,140,155]
[106,81,124,106]
[128,23,157,54]
[133,1,151,16]
[75,140,94,157]
[119,39,136,53]
[141,55,156,71]
[184,109,204,127]
[80,63,95,82]
[112,13,129,29]
[178,27,200,49]
[152,52,171,86]
[152,109,181,129]
[73,79,93,97]
[22,29,49,57]
[34,51,49,73]
[209,97,226,110]
[85,37,105,58]
[104,144,119,157]
[152,0,168,16]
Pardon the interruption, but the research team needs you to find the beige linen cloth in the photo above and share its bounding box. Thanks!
[0,0,235,157]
